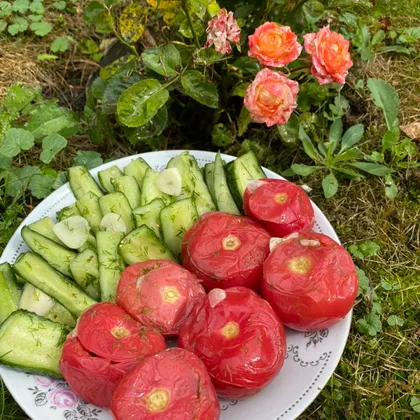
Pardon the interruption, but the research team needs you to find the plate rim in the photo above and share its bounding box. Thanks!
[0,150,352,420]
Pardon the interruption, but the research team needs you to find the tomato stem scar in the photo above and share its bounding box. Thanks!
[145,388,170,412]
[221,321,240,339]
[162,286,180,303]
[287,256,312,275]
[274,192,288,204]
[222,235,241,251]
[111,326,130,339]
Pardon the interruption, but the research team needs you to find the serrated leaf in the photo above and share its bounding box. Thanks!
[367,78,399,130]
[0,128,34,157]
[349,162,392,176]
[73,150,103,169]
[117,79,169,127]
[29,0,44,14]
[290,164,321,176]
[53,1,66,10]
[237,106,252,137]
[142,44,182,77]
[348,244,364,260]
[125,106,168,143]
[0,2,12,18]
[50,37,70,53]
[340,124,364,152]
[181,70,219,109]
[382,128,399,152]
[3,84,40,113]
[232,82,250,97]
[212,123,235,147]
[196,48,224,65]
[356,313,382,336]
[386,315,404,327]
[359,241,380,257]
[40,133,67,164]
[30,21,53,36]
[119,4,145,42]
[28,13,42,21]
[8,16,28,34]
[11,0,29,13]
[322,173,338,199]
[28,174,55,198]
[5,165,40,197]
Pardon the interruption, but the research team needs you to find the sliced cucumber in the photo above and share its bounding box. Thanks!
[78,233,97,253]
[167,152,216,215]
[113,175,141,209]
[119,225,176,265]
[21,226,77,278]
[28,217,65,246]
[70,249,100,300]
[0,263,20,323]
[76,191,103,234]
[68,166,103,199]
[133,198,165,237]
[214,152,241,215]
[225,150,266,209]
[140,168,172,206]
[124,157,151,187]
[156,168,183,197]
[53,216,90,250]
[204,162,217,203]
[56,203,80,222]
[13,252,97,317]
[100,213,127,234]
[45,300,76,327]
[98,165,124,193]
[160,197,199,258]
[19,283,55,317]
[0,310,69,377]
[97,231,125,302]
[99,192,135,233]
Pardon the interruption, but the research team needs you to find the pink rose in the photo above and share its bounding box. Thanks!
[244,68,299,127]
[49,388,78,409]
[248,23,302,67]
[205,8,241,55]
[304,26,353,85]
[33,376,55,388]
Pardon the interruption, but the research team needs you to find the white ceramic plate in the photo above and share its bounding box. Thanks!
[0,150,351,420]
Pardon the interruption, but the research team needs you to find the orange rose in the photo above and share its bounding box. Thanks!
[304,26,353,85]
[248,23,302,67]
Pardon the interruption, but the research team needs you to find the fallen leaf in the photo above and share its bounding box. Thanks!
[400,122,420,141]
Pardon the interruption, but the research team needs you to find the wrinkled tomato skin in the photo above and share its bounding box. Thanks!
[243,179,315,237]
[182,212,271,291]
[77,302,166,363]
[110,348,220,420]
[262,232,358,331]
[60,336,137,408]
[178,287,286,400]
[117,261,205,336]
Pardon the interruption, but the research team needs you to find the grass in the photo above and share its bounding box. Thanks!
[1,1,420,419]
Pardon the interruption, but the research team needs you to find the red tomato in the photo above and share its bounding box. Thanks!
[262,231,358,331]
[182,212,270,291]
[110,348,220,420]
[243,179,315,237]
[60,335,137,407]
[178,287,286,399]
[77,302,166,363]
[117,260,205,336]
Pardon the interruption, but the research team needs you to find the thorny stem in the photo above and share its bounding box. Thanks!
[182,0,200,48]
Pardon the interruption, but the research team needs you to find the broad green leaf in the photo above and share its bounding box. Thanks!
[367,78,399,130]
[328,118,343,155]
[102,72,142,115]
[0,128,34,157]
[232,57,260,75]
[0,155,12,169]
[322,173,338,199]
[382,128,399,152]
[119,4,145,43]
[50,37,70,53]
[372,29,385,45]
[0,2,12,18]
[340,124,364,151]
[0,18,6,32]
[99,55,136,81]
[117,79,169,127]
[290,164,321,176]
[29,0,44,14]
[356,268,370,296]
[369,151,384,163]
[386,315,404,327]
[237,106,252,137]
[30,21,53,36]
[11,0,29,13]
[410,396,420,414]
[381,279,401,291]
[207,0,219,16]
[348,244,364,260]
[142,44,182,77]
[232,83,250,97]
[28,174,55,198]
[5,165,40,197]
[350,162,392,176]
[277,113,299,147]
[3,84,41,113]
[196,48,224,65]
[188,0,207,20]
[25,101,80,139]
[333,148,362,163]
[53,1,66,10]
[298,125,322,163]
[399,27,420,43]
[212,123,235,147]
[359,241,380,257]
[385,173,398,200]
[40,133,67,164]
[8,16,28,35]
[356,312,382,336]
[79,38,99,54]
[181,70,219,109]
[73,150,103,169]
[28,13,42,22]
[125,106,168,143]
